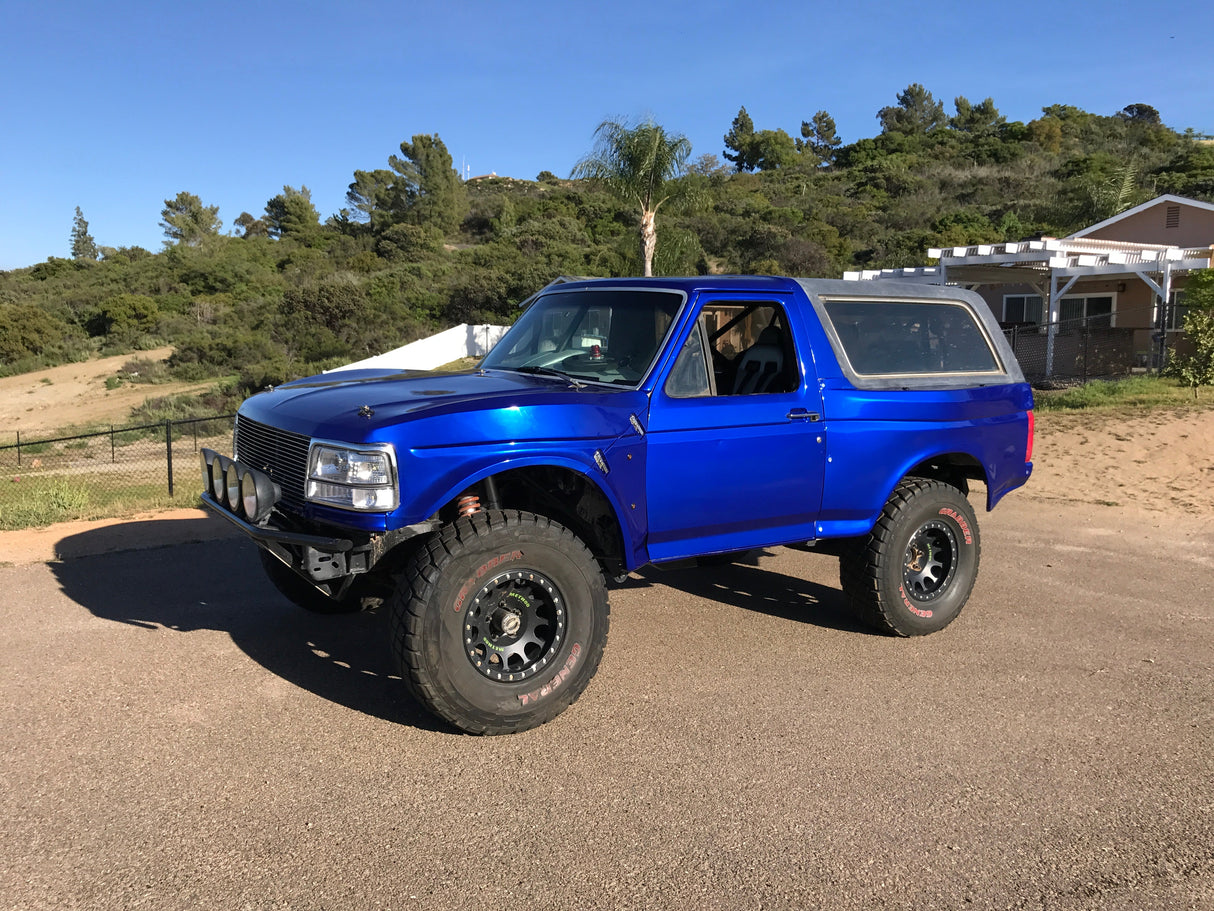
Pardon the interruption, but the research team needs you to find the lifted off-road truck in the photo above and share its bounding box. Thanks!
[201,276,1034,734]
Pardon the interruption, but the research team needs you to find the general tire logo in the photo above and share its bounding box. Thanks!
[517,643,582,706]
[453,550,523,612]
[899,584,933,619]
[938,507,973,545]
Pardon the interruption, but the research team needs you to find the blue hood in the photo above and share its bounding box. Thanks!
[238,368,649,448]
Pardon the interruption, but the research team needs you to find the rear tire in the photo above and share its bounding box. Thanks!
[389,510,609,735]
[839,478,980,636]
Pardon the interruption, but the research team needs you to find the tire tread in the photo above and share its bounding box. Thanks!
[388,510,608,735]
[839,478,980,637]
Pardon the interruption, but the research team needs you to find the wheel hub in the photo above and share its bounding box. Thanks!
[463,569,565,682]
[903,520,958,602]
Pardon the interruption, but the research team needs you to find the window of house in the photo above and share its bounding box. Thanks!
[1003,294,1043,325]
[1167,291,1190,332]
[1060,295,1114,328]
[1005,293,1114,328]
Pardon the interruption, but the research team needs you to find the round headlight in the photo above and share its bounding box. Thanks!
[211,458,225,502]
[225,463,241,512]
[241,471,259,519]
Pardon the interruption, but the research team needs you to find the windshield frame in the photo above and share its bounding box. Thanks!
[480,285,689,390]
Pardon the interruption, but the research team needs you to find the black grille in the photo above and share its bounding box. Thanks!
[234,415,311,511]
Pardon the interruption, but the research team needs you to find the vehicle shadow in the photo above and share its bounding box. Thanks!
[49,523,450,732]
[623,549,876,635]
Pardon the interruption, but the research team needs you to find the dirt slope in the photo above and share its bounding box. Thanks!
[0,347,209,437]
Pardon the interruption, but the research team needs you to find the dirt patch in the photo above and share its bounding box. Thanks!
[0,507,236,566]
[0,347,211,438]
[1028,406,1214,515]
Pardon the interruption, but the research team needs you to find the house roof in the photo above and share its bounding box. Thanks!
[844,236,1212,284]
[1067,194,1214,239]
[844,195,1214,286]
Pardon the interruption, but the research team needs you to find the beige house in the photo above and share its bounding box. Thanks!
[844,195,1214,379]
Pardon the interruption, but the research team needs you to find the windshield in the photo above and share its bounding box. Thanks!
[481,287,684,387]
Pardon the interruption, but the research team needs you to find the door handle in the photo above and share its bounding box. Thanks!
[787,408,821,422]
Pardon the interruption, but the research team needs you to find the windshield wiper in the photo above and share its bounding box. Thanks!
[514,365,589,387]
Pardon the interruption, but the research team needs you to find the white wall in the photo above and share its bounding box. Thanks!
[327,324,510,373]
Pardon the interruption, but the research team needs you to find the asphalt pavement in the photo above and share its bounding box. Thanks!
[1,496,1211,910]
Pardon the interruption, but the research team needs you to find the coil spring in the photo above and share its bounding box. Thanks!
[457,494,482,517]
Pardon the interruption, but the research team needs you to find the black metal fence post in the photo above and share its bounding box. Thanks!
[165,420,174,497]
[15,430,19,467]
[1082,323,1089,384]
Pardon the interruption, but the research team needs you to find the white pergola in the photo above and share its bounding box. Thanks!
[844,237,1213,374]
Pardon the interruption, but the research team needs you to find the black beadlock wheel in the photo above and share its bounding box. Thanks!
[388,510,609,735]
[839,478,981,637]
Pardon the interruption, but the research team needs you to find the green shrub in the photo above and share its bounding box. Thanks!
[0,479,90,529]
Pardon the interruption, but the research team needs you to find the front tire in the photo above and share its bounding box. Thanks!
[839,478,980,636]
[389,510,609,735]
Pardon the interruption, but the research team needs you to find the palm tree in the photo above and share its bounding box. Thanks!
[572,118,692,277]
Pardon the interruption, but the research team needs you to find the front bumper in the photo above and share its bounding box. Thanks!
[199,448,434,594]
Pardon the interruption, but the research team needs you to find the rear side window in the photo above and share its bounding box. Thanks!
[821,298,1001,376]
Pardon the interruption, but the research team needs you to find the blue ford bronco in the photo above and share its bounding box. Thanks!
[201,276,1034,734]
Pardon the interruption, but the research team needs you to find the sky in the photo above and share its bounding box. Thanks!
[2,0,1212,271]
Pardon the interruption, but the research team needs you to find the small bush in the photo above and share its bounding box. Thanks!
[121,357,172,384]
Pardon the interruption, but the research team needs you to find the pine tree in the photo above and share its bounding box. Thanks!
[387,135,468,233]
[70,206,98,261]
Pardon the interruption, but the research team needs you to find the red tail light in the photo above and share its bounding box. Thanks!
[1025,410,1035,463]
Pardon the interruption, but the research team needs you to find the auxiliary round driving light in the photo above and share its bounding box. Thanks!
[211,456,227,503]
[200,451,212,496]
[241,469,282,524]
[225,462,241,513]
[241,470,259,519]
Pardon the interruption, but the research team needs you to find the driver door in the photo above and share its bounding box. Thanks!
[644,294,827,562]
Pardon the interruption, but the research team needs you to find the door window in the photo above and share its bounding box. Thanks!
[665,301,799,397]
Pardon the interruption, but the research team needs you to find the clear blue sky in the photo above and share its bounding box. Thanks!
[2,0,1211,270]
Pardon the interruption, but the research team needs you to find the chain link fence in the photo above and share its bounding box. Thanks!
[0,415,234,529]
[1002,303,1163,387]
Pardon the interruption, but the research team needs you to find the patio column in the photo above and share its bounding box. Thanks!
[1045,272,1080,378]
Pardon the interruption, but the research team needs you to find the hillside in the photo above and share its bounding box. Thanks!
[2,97,1211,403]
[0,348,211,438]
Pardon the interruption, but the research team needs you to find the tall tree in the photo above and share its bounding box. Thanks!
[345,168,396,232]
[1118,103,1162,125]
[572,117,692,277]
[70,206,98,261]
[951,96,1006,137]
[797,111,841,165]
[723,106,758,172]
[234,211,269,238]
[264,185,322,241]
[878,84,947,136]
[387,134,467,233]
[160,191,221,246]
